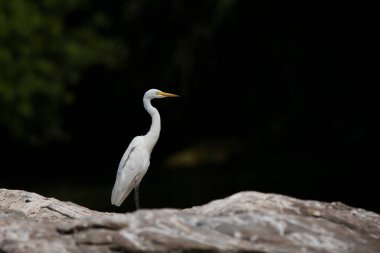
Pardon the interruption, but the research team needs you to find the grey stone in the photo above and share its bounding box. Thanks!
[1,189,379,252]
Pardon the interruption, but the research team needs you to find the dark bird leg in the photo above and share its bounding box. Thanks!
[134,183,140,210]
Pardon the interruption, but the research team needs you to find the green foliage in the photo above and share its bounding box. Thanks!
[0,0,125,144]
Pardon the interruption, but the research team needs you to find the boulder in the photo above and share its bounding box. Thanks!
[1,189,379,252]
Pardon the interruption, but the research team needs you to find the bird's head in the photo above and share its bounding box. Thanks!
[145,89,179,99]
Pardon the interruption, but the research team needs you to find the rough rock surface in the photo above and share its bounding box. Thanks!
[1,189,380,253]
[0,188,102,223]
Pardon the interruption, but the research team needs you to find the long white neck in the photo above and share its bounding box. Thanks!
[143,96,161,152]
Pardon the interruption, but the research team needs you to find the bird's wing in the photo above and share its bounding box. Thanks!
[111,136,143,206]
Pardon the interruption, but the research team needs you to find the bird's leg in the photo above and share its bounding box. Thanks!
[134,181,140,210]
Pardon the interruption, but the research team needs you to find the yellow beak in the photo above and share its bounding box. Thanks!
[157,91,179,97]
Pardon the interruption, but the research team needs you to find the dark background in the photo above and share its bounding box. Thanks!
[1,1,378,213]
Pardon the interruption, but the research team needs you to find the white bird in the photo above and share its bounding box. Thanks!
[111,89,179,209]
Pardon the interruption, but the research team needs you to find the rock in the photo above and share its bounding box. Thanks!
[1,189,380,253]
[0,189,102,223]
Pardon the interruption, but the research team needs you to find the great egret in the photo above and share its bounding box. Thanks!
[111,89,179,209]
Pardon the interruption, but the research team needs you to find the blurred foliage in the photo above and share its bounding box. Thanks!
[0,0,125,144]
[0,0,237,145]
[0,1,378,212]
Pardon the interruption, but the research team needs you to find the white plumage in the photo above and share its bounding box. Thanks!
[111,89,178,208]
